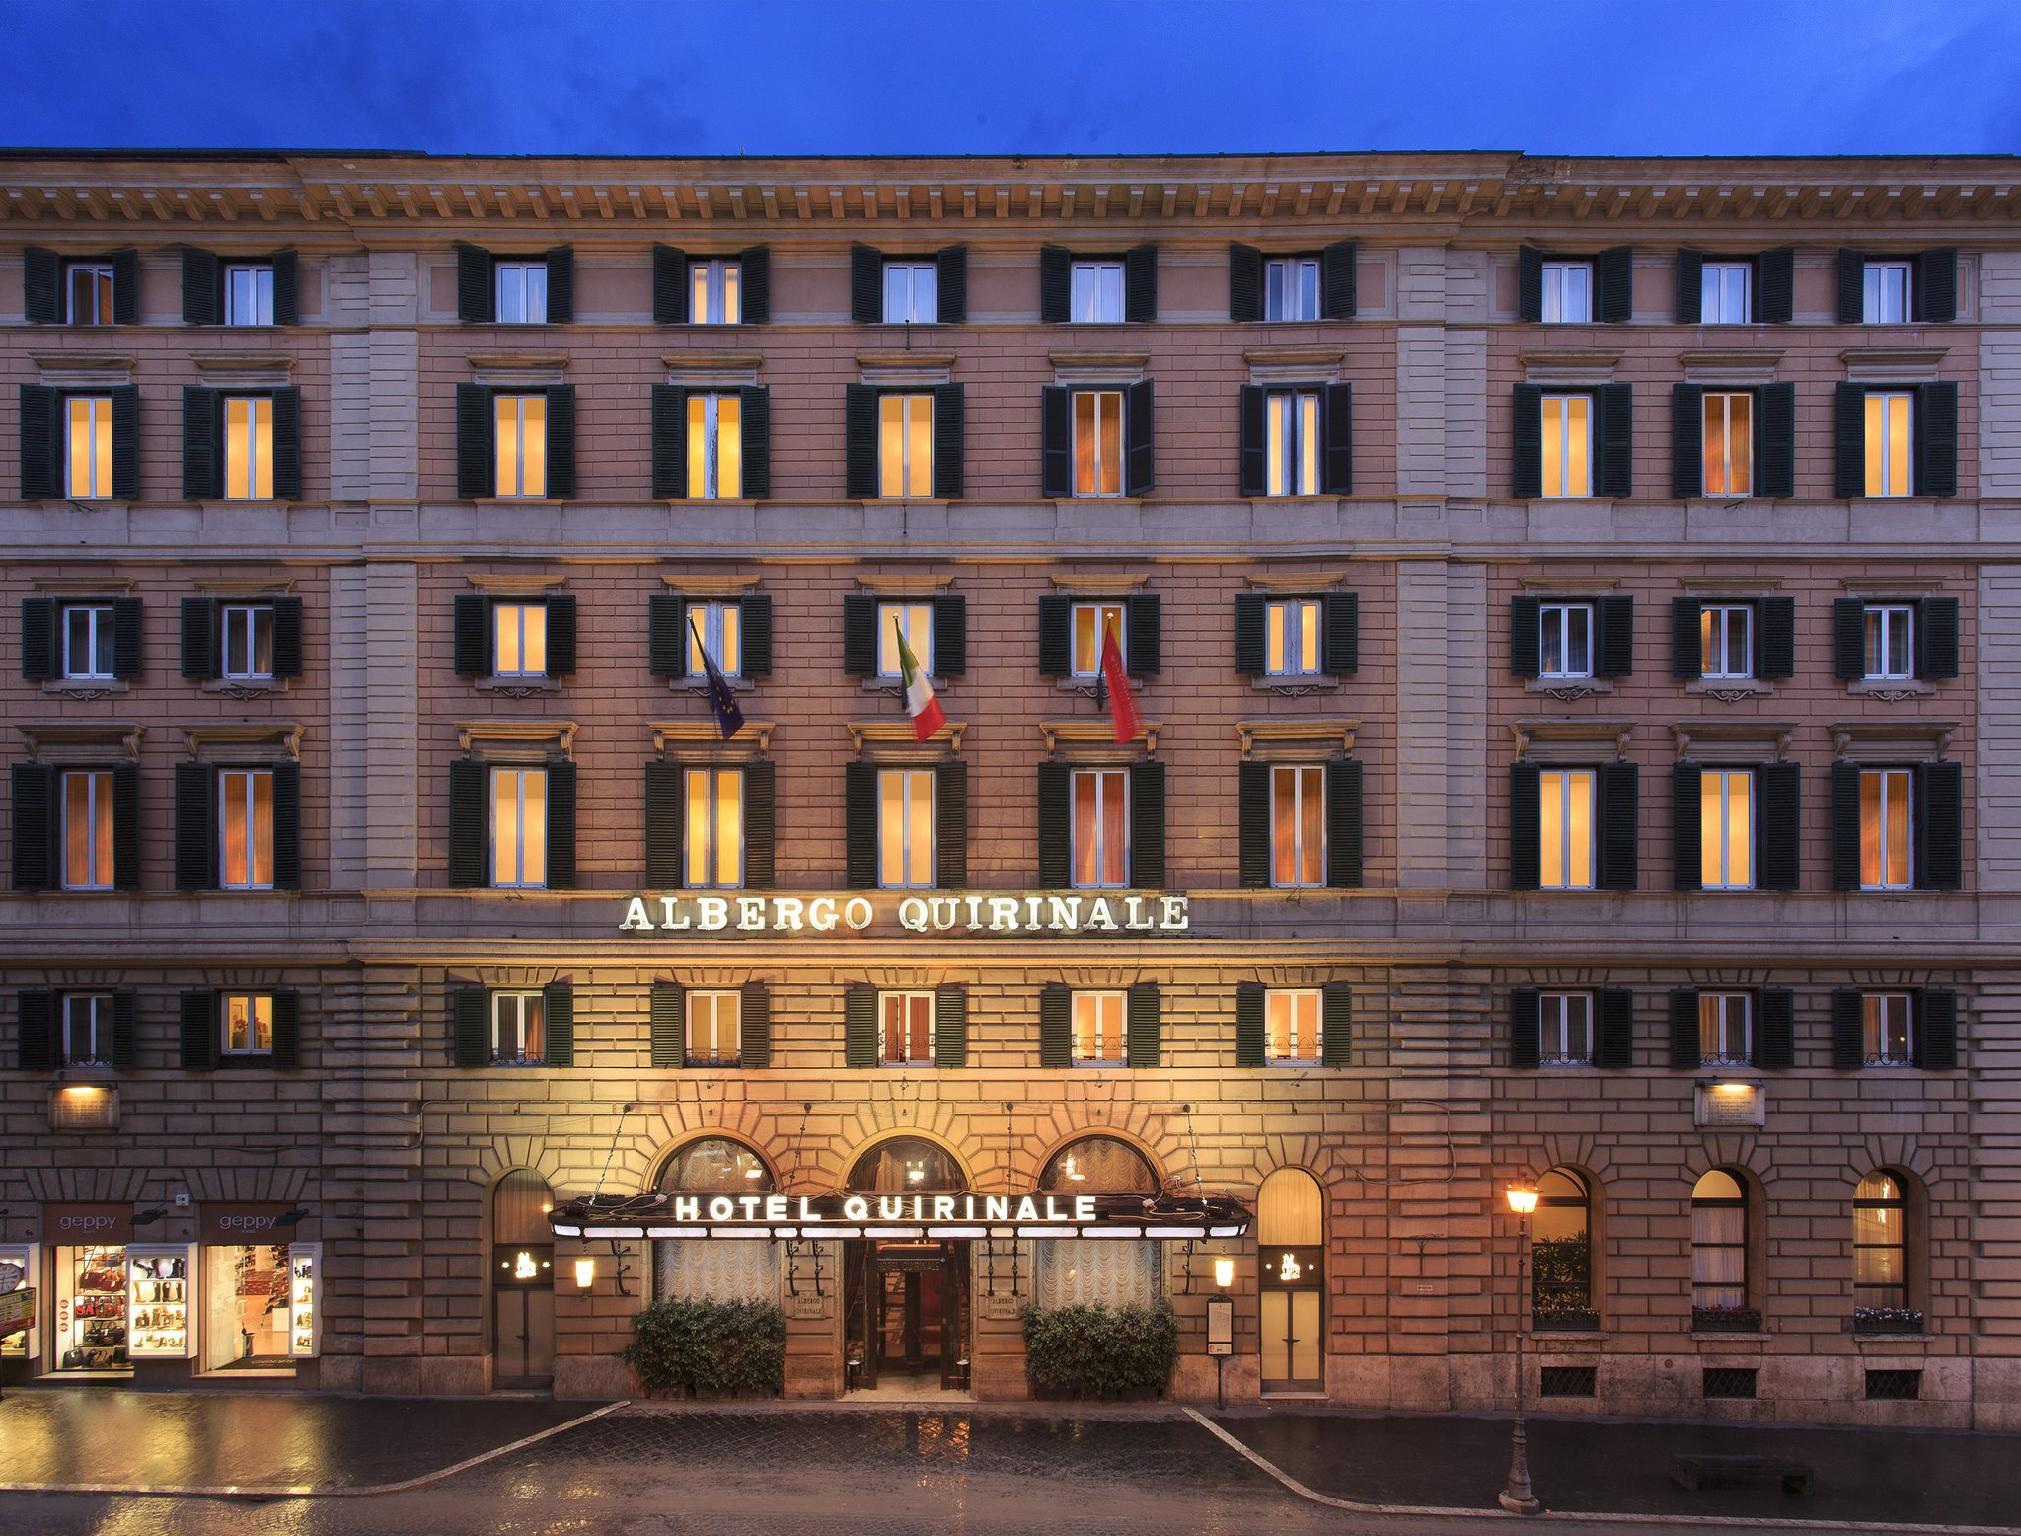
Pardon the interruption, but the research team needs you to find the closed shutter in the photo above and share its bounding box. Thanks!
[1917,595,1960,681]
[1237,385,1267,497]
[1757,248,1794,323]
[111,596,143,680]
[1321,982,1353,1066]
[1325,758,1363,889]
[739,385,771,499]
[1672,762,1702,891]
[1596,246,1634,323]
[844,983,878,1068]
[1040,387,1072,498]
[1915,380,1959,498]
[1509,988,1540,1069]
[110,990,137,1068]
[1595,383,1633,498]
[1126,981,1160,1067]
[935,760,967,888]
[1756,382,1796,498]
[1829,761,1863,891]
[1914,760,1964,891]
[1834,384,1867,499]
[1131,760,1166,889]
[1596,989,1634,1068]
[19,384,59,499]
[20,596,57,680]
[1757,596,1795,680]
[1915,989,1959,1070]
[1674,250,1703,323]
[1671,383,1705,497]
[844,761,878,888]
[739,594,773,677]
[1235,980,1265,1067]
[1234,591,1267,675]
[107,384,140,500]
[269,385,303,500]
[652,245,687,324]
[933,983,968,1067]
[1837,250,1866,323]
[448,759,488,888]
[1237,760,1271,887]
[850,245,882,325]
[544,385,576,498]
[1321,382,1352,495]
[270,990,301,1069]
[1517,246,1543,323]
[844,384,878,499]
[932,593,966,676]
[23,247,59,324]
[174,761,217,890]
[182,386,221,499]
[643,761,683,888]
[1039,245,1071,323]
[739,246,771,325]
[1595,594,1635,678]
[1757,761,1801,892]
[455,383,493,499]
[650,981,683,1067]
[1507,594,1542,679]
[934,245,966,324]
[1228,243,1263,322]
[740,981,773,1068]
[1511,383,1543,497]
[1126,593,1161,676]
[1038,983,1072,1067]
[1037,593,1071,676]
[1321,240,1357,319]
[647,593,684,677]
[271,762,301,890]
[1671,596,1702,678]
[1125,380,1155,496]
[180,989,218,1071]
[10,763,54,891]
[271,595,304,680]
[1830,989,1864,1069]
[452,593,489,677]
[1508,762,1541,890]
[1669,990,1700,1069]
[543,983,574,1067]
[1598,762,1639,891]
[650,384,687,498]
[455,243,493,322]
[1915,249,1958,323]
[111,761,140,890]
[931,383,964,499]
[544,594,577,677]
[271,250,299,327]
[1756,989,1795,1069]
[453,986,489,1067]
[1036,763,1070,888]
[1124,244,1158,323]
[744,759,776,889]
[545,761,577,889]
[1832,598,1867,681]
[110,250,138,325]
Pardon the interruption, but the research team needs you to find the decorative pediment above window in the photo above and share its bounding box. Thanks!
[847,719,965,757]
[456,719,576,761]
[1521,348,1620,385]
[1519,576,1622,594]
[469,353,568,386]
[1048,573,1148,594]
[1511,719,1633,763]
[1236,718,1357,761]
[1039,719,1160,757]
[1670,721,1797,764]
[194,577,298,596]
[1679,576,1782,594]
[663,352,762,387]
[192,354,293,390]
[18,722,144,764]
[1051,351,1148,385]
[1841,347,1948,383]
[1830,720,1957,761]
[1243,570,1350,592]
[663,573,764,594]
[856,574,953,595]
[182,722,304,763]
[650,719,774,757]
[31,353,134,388]
[31,576,136,595]
[465,573,566,595]
[1680,349,1784,386]
[857,351,954,386]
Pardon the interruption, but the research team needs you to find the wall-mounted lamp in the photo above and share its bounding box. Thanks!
[1213,1256,1236,1289]
[1505,1183,1539,1216]
[573,1255,596,1290]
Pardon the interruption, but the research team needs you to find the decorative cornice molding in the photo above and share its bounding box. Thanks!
[651,719,774,756]
[1237,718,1358,759]
[182,722,304,761]
[18,722,144,763]
[847,719,965,755]
[1830,720,1957,760]
[465,573,565,595]
[662,573,763,594]
[1512,719,1634,761]
[1039,719,1161,756]
[1670,721,1798,763]
[456,720,577,759]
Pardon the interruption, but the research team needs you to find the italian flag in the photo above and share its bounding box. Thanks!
[895,621,946,742]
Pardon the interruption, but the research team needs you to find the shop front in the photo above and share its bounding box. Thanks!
[45,1203,135,1375]
[198,1205,316,1377]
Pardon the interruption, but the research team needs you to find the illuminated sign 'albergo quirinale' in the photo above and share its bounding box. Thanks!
[617,891,1191,936]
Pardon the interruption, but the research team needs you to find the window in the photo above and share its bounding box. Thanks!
[874,601,933,678]
[218,768,275,890]
[223,396,274,500]
[65,395,114,499]
[1070,768,1128,888]
[61,603,115,680]
[1540,261,1593,324]
[490,991,545,1066]
[879,990,934,1065]
[1863,992,1914,1066]
[689,259,742,325]
[876,768,935,889]
[222,992,273,1057]
[1070,260,1124,323]
[685,990,741,1066]
[1539,393,1592,498]
[1859,767,1913,890]
[1699,769,1755,890]
[1701,391,1753,496]
[61,769,115,891]
[490,601,547,680]
[65,262,114,325]
[684,767,744,889]
[1699,992,1753,1066]
[881,261,937,324]
[1863,261,1912,324]
[60,993,112,1067]
[1699,603,1753,680]
[1265,390,1321,496]
[1269,764,1325,888]
[1532,1169,1593,1327]
[493,394,548,499]
[876,393,934,497]
[1864,391,1914,497]
[494,260,548,325]
[1538,601,1593,680]
[224,264,274,327]
[1537,768,1596,891]
[1265,987,1321,1064]
[1072,390,1124,498]
[1069,601,1125,678]
[1701,262,1752,323]
[1264,257,1320,322]
[221,603,276,681]
[1863,603,1915,680]
[1072,990,1125,1065]
[1690,1170,1748,1314]
[490,765,548,889]
[1538,992,1593,1066]
[1853,1172,1907,1312]
[1265,598,1321,678]
[684,601,742,678]
[684,392,743,499]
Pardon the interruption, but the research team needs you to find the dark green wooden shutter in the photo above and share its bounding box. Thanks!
[1325,758,1363,889]
[110,990,137,1068]
[1834,384,1867,498]
[1235,981,1265,1067]
[1916,989,1958,1070]
[1321,382,1352,495]
[1671,383,1705,497]
[1672,763,1702,891]
[932,383,964,498]
[1595,594,1634,678]
[1237,385,1266,496]
[1508,988,1540,1068]
[740,981,773,1067]
[23,247,59,323]
[1915,249,1958,323]
[1756,383,1795,498]
[1830,761,1863,891]
[1038,983,1072,1067]
[1517,246,1543,323]
[1669,990,1700,1069]
[844,983,877,1068]
[1757,248,1794,323]
[1036,762,1071,888]
[543,385,575,498]
[648,593,684,677]
[935,761,967,888]
[455,383,492,499]
[1598,762,1639,891]
[1039,245,1071,323]
[739,385,771,499]
[844,384,877,498]
[1757,596,1794,679]
[1511,383,1543,497]
[1596,989,1634,1068]
[1837,250,1866,323]
[267,386,302,500]
[844,762,877,888]
[1831,989,1864,1069]
[174,761,216,890]
[650,981,683,1067]
[1234,592,1266,675]
[1832,598,1866,680]
[1674,250,1703,323]
[182,386,221,499]
[453,986,489,1067]
[110,596,142,680]
[1917,596,1959,681]
[650,384,686,498]
[271,250,299,327]
[1126,594,1160,675]
[1238,760,1271,887]
[1228,243,1263,322]
[448,759,487,887]
[1508,761,1541,890]
[1130,760,1165,889]
[744,759,776,889]
[933,983,967,1068]
[1756,989,1794,1069]
[1672,597,1703,678]
[455,243,493,322]
[110,250,138,325]
[934,245,965,324]
[1596,246,1633,323]
[1321,982,1353,1066]
[850,245,881,324]
[545,762,576,889]
[173,593,216,679]
[544,594,576,677]
[180,989,218,1071]
[452,593,489,677]
[1915,760,1963,891]
[10,763,53,891]
[932,593,966,676]
[1916,380,1959,498]
[652,245,687,323]
[643,760,682,888]
[107,384,139,500]
[1757,761,1801,892]
[270,990,300,1068]
[1040,387,1072,498]
[1595,383,1633,498]
[1318,591,1360,676]
[271,595,304,680]
[20,596,57,680]
[111,761,140,891]
[543,983,574,1066]
[271,762,301,890]
[1125,380,1155,496]
[1126,982,1160,1067]
[842,594,876,677]
[1321,240,1357,319]
[737,595,771,677]
[19,384,58,499]
[738,246,770,324]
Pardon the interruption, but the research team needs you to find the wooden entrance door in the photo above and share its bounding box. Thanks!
[1258,1288,1321,1390]
[493,1284,554,1387]
[852,1240,965,1389]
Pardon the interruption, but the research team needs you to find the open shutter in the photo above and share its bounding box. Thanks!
[844,983,878,1068]
[1238,760,1271,887]
[271,595,304,679]
[1510,594,1542,679]
[1595,383,1633,498]
[455,243,493,323]
[740,385,771,499]
[1509,988,1540,1068]
[455,383,493,499]
[453,987,489,1067]
[740,981,773,1068]
[740,594,773,677]
[1916,989,1959,1070]
[110,250,138,325]
[1124,244,1159,323]
[1036,763,1070,888]
[1757,761,1801,892]
[544,594,576,677]
[1039,983,1073,1067]
[933,983,968,1068]
[1671,383,1705,497]
[1596,246,1633,323]
[1834,384,1867,498]
[1508,762,1541,890]
[179,244,218,321]
[844,384,878,498]
[1125,380,1155,496]
[1228,243,1263,322]
[271,761,301,890]
[270,385,302,499]
[650,384,686,498]
[1511,383,1543,498]
[1321,240,1357,319]
[650,981,683,1067]
[1672,763,1703,891]
[1756,382,1796,498]
[1837,250,1866,323]
[1671,597,1703,679]
[850,245,882,325]
[23,248,59,323]
[1831,989,1865,1069]
[112,761,140,890]
[1517,246,1543,323]
[1674,250,1703,323]
[1131,760,1166,889]
[932,593,966,676]
[1040,387,1072,498]
[934,245,966,324]
[21,596,57,680]
[1756,989,1795,1069]
[111,990,137,1068]
[270,990,301,1069]
[931,383,964,498]
[1829,761,1863,890]
[1669,990,1701,1069]
[1126,982,1160,1067]
[1757,596,1795,680]
[452,593,489,677]
[19,384,58,499]
[1757,248,1794,324]
[652,245,687,324]
[271,250,299,326]
[543,384,576,498]
[1039,245,1071,323]
[10,763,53,891]
[107,384,140,500]
[1917,596,1960,681]
[1914,759,1964,891]
[1037,594,1071,676]
[1321,382,1352,495]
[844,761,877,888]
[739,246,770,325]
[744,759,776,889]
[181,989,219,1071]
[1596,989,1634,1068]
[1322,592,1358,676]
[1915,380,1959,498]
[542,984,573,1066]
[174,761,216,890]
[1126,593,1161,676]
[180,597,218,679]
[935,760,968,888]
[1598,762,1639,891]
[1235,980,1265,1067]
[643,760,682,888]
[1237,385,1267,497]
[1325,758,1363,889]
[1832,598,1867,681]
[1320,983,1353,1066]
[182,386,221,499]
[647,593,684,677]
[1234,591,1267,675]
[1595,594,1635,678]
[111,596,143,680]
[447,758,487,888]
[544,761,577,889]
[1915,249,1958,323]
[842,594,876,677]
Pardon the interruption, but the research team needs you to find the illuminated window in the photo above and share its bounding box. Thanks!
[1852,1172,1907,1312]
[1862,603,1914,680]
[1699,603,1753,680]
[224,264,274,326]
[1070,768,1129,889]
[223,395,274,500]
[60,993,112,1067]
[65,261,114,325]
[490,601,548,679]
[1701,391,1753,496]
[61,603,114,680]
[1072,990,1125,1065]
[221,603,276,681]
[1538,601,1593,679]
[1265,987,1321,1064]
[684,392,743,499]
[685,990,742,1066]
[493,394,548,498]
[490,766,548,889]
[1072,389,1124,497]
[1699,769,1755,891]
[1701,262,1752,324]
[1863,391,1914,497]
[1069,601,1125,678]
[1070,260,1125,323]
[876,393,934,497]
[65,395,114,499]
[1537,768,1596,891]
[1863,992,1914,1066]
[1538,992,1593,1066]
[218,768,274,890]
[1699,991,1753,1066]
[221,992,274,1056]
[1264,257,1320,321]
[683,766,744,889]
[1264,390,1320,496]
[1541,261,1593,324]
[1691,1170,1748,1312]
[876,768,935,889]
[1539,393,1592,498]
[1531,1169,1593,1323]
[1265,598,1321,677]
[879,990,934,1065]
[61,769,115,891]
[494,260,548,325]
[688,259,742,325]
[684,600,741,678]
[1269,764,1325,888]
[881,261,937,324]
[490,991,545,1065]
[1859,767,1913,890]
[874,600,933,678]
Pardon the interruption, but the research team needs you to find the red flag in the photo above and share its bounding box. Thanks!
[1099,620,1139,743]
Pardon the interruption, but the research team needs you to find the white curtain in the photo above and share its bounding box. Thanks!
[1035,1240,1160,1308]
[655,1240,780,1302]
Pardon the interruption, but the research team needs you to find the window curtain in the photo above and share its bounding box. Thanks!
[655,1240,780,1302]
[1035,1239,1160,1309]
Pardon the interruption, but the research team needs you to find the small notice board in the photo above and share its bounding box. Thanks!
[1206,1297,1233,1358]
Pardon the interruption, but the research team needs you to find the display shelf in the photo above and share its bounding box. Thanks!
[289,1243,320,1358]
[127,1244,193,1359]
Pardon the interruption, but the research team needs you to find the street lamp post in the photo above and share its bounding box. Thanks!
[1500,1182,1542,1516]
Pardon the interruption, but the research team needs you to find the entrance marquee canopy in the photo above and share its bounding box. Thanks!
[550,1190,1251,1242]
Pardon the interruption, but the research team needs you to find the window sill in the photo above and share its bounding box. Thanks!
[1526,677,1613,699]
[859,677,946,693]
[1685,678,1771,699]
[476,676,561,696]
[216,1054,276,1070]
[683,1058,742,1070]
[42,679,128,698]
[1847,678,1935,698]
[674,676,755,695]
[203,678,289,699]
[488,1059,549,1069]
[1250,675,1340,696]
[661,498,759,508]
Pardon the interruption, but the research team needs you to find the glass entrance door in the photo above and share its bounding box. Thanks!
[848,1240,966,1390]
[1259,1289,1322,1390]
[876,1264,944,1375]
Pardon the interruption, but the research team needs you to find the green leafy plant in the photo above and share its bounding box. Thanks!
[623,1297,786,1397]
[1020,1302,1178,1399]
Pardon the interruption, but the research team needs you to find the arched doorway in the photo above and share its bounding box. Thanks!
[1035,1136,1162,1308]
[491,1170,555,1389]
[656,1137,779,1302]
[1256,1167,1324,1393]
[843,1137,968,1391]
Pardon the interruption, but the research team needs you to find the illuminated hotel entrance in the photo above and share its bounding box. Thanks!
[842,1138,970,1391]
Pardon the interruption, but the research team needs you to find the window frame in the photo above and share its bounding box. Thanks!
[1862,603,1915,681]
[489,989,546,1067]
[1264,986,1323,1065]
[684,600,743,679]
[1069,260,1125,323]
[874,766,936,890]
[874,391,935,498]
[492,392,549,499]
[1852,1173,1909,1313]
[1699,603,1754,681]
[1862,991,1915,1067]
[488,764,549,890]
[1859,766,1914,891]
[64,261,114,326]
[1264,596,1323,678]
[1536,767,1597,891]
[1263,388,1321,497]
[1690,1170,1750,1313]
[60,767,116,892]
[684,390,743,500]
[1699,768,1756,891]
[878,988,936,1066]
[874,600,934,679]
[1071,988,1127,1067]
[1068,600,1126,679]
[1267,763,1327,889]
[1537,601,1595,680]
[493,259,549,326]
[1540,260,1594,325]
[64,393,115,500]
[682,764,745,891]
[1538,391,1594,499]
[488,599,549,681]
[220,991,275,1059]
[684,988,743,1067]
[220,602,278,682]
[1701,389,1754,497]
[217,766,276,891]
[223,262,276,327]
[1070,388,1125,498]
[1698,991,1754,1067]
[1537,991,1594,1067]
[1701,261,1753,324]
[61,602,115,681]
[222,393,275,501]
[1862,261,1913,325]
[688,258,743,326]
[1863,390,1915,498]
[60,992,114,1068]
[880,261,938,324]
[1263,256,1321,322]
[1068,766,1130,890]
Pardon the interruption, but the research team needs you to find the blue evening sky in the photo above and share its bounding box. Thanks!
[3,0,2018,158]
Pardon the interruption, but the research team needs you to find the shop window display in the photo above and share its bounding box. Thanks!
[205,1244,293,1371]
[55,1244,129,1370]
[127,1246,192,1359]
[0,1244,35,1360]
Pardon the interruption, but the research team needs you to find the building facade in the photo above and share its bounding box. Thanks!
[2,149,2019,1425]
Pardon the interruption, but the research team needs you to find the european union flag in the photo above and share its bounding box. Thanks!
[690,618,745,740]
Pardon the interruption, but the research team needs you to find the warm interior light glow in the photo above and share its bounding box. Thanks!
[1506,1184,1539,1215]
[60,1085,108,1102]
[1214,1257,1236,1288]
[573,1256,595,1289]
[1711,1082,1756,1098]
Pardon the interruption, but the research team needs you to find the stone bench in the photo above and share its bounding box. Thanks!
[1671,1454,1814,1495]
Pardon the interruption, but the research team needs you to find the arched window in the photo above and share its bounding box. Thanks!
[490,1171,555,1387]
[1530,1168,1594,1330]
[1690,1170,1750,1328]
[1853,1171,1909,1316]
[658,1137,774,1194]
[654,1137,777,1302]
[1035,1137,1162,1310]
[847,1137,965,1193]
[1039,1136,1159,1193]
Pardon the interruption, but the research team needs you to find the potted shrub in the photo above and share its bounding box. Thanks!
[1691,1305,1764,1333]
[623,1296,786,1397]
[1530,1232,1596,1331]
[1021,1302,1178,1399]
[1853,1305,1924,1336]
